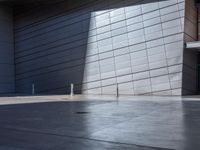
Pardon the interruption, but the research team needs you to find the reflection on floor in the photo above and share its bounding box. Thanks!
[0,95,199,150]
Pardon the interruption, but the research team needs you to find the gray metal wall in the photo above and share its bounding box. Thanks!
[0,5,15,94]
[14,0,185,95]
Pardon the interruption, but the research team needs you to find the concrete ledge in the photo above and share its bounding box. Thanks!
[185,41,200,49]
[1,94,200,106]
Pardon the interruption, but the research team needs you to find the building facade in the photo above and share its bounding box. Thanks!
[0,0,199,96]
[0,5,15,94]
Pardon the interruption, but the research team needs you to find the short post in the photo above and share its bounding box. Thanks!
[32,83,35,95]
[70,83,74,96]
[116,83,119,97]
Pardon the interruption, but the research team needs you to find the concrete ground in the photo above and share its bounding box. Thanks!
[0,95,200,150]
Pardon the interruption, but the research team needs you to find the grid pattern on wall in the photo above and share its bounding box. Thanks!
[14,0,185,95]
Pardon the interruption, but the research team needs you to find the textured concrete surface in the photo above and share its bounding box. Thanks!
[0,95,200,150]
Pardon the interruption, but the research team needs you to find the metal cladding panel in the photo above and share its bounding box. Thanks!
[14,0,185,95]
[0,5,15,94]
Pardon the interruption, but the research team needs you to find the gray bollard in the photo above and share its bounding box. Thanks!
[71,83,74,96]
[32,83,35,95]
[116,83,119,97]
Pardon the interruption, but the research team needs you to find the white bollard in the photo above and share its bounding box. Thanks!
[32,83,35,95]
[70,83,74,96]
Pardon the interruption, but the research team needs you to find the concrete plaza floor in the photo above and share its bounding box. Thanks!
[0,95,200,150]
